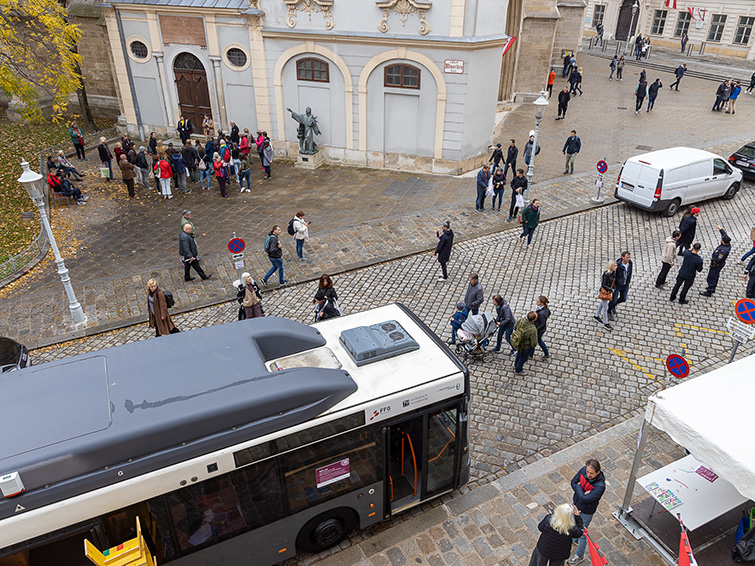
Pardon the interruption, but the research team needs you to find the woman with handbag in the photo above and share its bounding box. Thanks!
[595,260,617,330]
[69,122,86,161]
[212,152,229,197]
[510,168,527,221]
[237,272,263,319]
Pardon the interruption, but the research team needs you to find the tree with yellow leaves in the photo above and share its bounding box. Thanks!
[0,0,82,121]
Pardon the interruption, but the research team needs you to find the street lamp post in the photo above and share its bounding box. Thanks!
[623,0,640,55]
[525,90,549,201]
[18,159,86,324]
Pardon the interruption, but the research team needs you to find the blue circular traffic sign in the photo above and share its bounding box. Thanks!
[597,160,608,174]
[735,298,755,324]
[228,238,245,254]
[666,354,689,378]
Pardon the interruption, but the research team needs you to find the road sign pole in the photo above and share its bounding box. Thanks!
[728,340,740,364]
[591,160,608,204]
[231,232,243,284]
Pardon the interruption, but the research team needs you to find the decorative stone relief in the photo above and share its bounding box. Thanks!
[284,0,335,30]
[376,0,432,35]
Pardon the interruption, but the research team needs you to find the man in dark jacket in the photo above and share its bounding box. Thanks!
[488,143,503,175]
[669,63,687,91]
[700,226,731,296]
[179,223,211,282]
[647,78,663,111]
[229,121,240,145]
[177,115,193,144]
[608,251,632,319]
[745,255,755,299]
[314,289,341,321]
[512,312,538,374]
[503,139,518,181]
[464,273,484,315]
[562,130,581,174]
[713,80,731,111]
[670,243,703,304]
[434,221,454,281]
[135,146,150,188]
[475,164,491,212]
[262,225,287,285]
[556,87,570,120]
[182,142,200,183]
[568,459,606,564]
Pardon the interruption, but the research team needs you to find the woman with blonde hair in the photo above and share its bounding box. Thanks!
[147,279,179,337]
[529,503,583,566]
[97,136,113,182]
[594,260,617,331]
[237,272,263,319]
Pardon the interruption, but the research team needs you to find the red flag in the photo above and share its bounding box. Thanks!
[678,516,699,566]
[585,529,609,566]
[502,36,517,58]
[665,0,677,9]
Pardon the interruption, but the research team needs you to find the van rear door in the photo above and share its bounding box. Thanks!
[617,160,661,208]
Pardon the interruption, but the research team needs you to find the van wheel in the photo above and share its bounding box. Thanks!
[723,182,740,200]
[664,199,681,217]
[296,508,358,553]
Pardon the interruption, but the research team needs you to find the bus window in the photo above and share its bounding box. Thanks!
[232,459,287,529]
[282,426,382,513]
[426,407,459,496]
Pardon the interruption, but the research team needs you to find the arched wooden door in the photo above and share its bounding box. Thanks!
[173,53,211,129]
[615,0,639,41]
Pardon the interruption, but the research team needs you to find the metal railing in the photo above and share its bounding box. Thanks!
[0,227,48,283]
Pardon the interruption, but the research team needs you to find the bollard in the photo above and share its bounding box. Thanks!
[699,42,706,55]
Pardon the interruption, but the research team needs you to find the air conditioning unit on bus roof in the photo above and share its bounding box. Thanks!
[0,471,24,497]
[339,320,419,367]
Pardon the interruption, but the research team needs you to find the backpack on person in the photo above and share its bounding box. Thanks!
[263,234,274,253]
[163,290,175,308]
[510,326,524,350]
[287,218,296,236]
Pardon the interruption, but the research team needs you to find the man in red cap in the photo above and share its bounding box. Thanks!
[677,207,700,256]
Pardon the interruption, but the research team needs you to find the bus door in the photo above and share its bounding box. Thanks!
[385,402,460,514]
[0,525,100,566]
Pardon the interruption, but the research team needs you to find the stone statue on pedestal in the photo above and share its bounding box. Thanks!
[287,106,321,154]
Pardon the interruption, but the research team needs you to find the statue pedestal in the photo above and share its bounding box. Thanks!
[294,151,324,170]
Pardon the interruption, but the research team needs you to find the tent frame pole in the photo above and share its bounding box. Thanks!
[619,417,650,517]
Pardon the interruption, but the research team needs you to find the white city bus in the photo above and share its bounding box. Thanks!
[0,304,469,566]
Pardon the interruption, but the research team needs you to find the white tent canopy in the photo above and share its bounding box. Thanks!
[646,354,755,502]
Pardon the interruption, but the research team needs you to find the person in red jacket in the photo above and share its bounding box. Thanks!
[156,154,173,199]
[212,153,229,197]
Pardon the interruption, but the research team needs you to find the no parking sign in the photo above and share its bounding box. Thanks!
[665,354,689,379]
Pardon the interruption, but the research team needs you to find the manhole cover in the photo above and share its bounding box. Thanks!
[636,145,653,150]
[617,106,628,110]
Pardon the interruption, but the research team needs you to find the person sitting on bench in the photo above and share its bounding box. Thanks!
[48,170,88,204]
[57,149,85,180]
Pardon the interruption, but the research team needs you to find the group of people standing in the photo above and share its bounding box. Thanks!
[712,79,742,114]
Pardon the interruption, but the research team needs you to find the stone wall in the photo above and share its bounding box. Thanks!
[514,12,560,97]
[553,0,587,64]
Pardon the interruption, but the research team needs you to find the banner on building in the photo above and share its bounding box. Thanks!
[502,36,517,58]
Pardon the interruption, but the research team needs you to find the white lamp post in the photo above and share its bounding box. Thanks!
[624,0,640,55]
[18,160,86,324]
[525,91,549,200]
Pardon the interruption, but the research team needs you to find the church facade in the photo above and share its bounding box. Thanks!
[100,0,511,174]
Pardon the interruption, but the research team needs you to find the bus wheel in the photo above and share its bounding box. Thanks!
[296,508,358,553]
[663,199,681,217]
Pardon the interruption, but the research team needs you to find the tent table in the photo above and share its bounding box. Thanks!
[637,454,748,531]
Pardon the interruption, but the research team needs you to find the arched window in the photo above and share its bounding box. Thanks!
[173,53,204,71]
[384,64,421,89]
[297,58,329,83]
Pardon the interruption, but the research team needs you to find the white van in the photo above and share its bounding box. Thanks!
[614,147,742,216]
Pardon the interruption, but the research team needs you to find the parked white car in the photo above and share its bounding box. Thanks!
[614,147,742,216]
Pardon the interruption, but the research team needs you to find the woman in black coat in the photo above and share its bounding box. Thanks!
[435,221,454,281]
[529,504,584,566]
[677,207,700,255]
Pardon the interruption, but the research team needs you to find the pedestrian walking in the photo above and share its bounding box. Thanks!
[655,230,681,288]
[492,294,515,354]
[616,56,625,81]
[147,279,179,337]
[700,226,731,296]
[239,152,251,192]
[712,79,731,111]
[213,153,229,198]
[262,225,287,286]
[237,272,263,319]
[574,67,583,95]
[741,225,755,262]
[180,211,196,239]
[523,131,540,168]
[568,66,580,95]
[547,68,556,98]
[448,302,468,345]
[434,221,454,281]
[569,54,577,77]
[520,199,541,245]
[635,79,648,114]
[179,224,212,282]
[491,167,506,211]
[464,273,484,316]
[262,140,273,179]
[291,211,310,260]
[634,34,643,60]
[669,63,687,91]
[556,87,570,120]
[530,504,584,566]
[609,55,617,80]
[314,289,341,321]
[567,459,606,565]
[475,164,491,212]
[136,146,150,188]
[725,81,741,114]
[595,21,604,46]
[512,312,538,374]
[69,122,86,161]
[489,143,503,175]
[509,169,527,220]
[594,260,617,330]
[670,243,703,304]
[171,151,190,194]
[647,78,662,111]
[504,139,518,181]
[177,115,193,144]
[680,31,688,53]
[98,137,113,182]
[608,251,632,319]
[156,153,173,199]
[533,295,551,359]
[118,155,138,198]
[746,71,755,94]
[677,207,700,255]
[745,256,755,299]
[562,130,581,174]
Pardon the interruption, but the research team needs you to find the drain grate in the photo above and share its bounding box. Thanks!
[636,145,653,150]
[617,106,628,110]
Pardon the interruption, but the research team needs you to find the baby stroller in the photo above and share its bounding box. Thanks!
[455,311,498,363]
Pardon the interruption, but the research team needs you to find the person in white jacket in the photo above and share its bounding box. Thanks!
[655,230,681,288]
[293,210,310,260]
